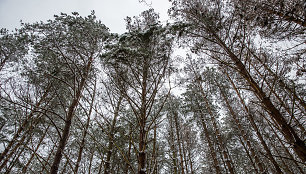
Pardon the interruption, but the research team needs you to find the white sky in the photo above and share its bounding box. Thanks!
[0,0,171,33]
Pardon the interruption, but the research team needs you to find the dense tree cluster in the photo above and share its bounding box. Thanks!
[0,0,305,173]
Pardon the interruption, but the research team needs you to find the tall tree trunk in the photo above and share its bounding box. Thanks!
[138,58,148,174]
[88,149,94,174]
[74,80,97,174]
[216,81,266,173]
[225,71,284,173]
[213,33,306,161]
[182,139,189,174]
[50,57,93,174]
[187,139,194,174]
[168,115,179,174]
[0,84,51,165]
[173,112,185,174]
[149,122,157,174]
[199,111,221,174]
[124,125,133,174]
[197,82,235,174]
[104,95,123,174]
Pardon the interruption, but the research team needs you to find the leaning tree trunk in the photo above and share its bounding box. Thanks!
[212,32,306,162]
[198,110,221,174]
[0,84,51,167]
[74,81,97,174]
[216,81,266,174]
[50,57,93,174]
[197,82,235,174]
[225,71,284,173]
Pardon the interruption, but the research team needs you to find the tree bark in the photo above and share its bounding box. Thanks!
[138,58,148,174]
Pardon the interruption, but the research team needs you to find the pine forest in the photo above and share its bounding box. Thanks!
[0,0,305,173]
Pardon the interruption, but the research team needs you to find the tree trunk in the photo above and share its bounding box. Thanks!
[217,81,266,173]
[213,34,306,161]
[74,81,96,174]
[168,115,179,174]
[138,58,148,174]
[124,125,133,174]
[173,112,185,174]
[225,71,284,173]
[104,95,123,174]
[50,57,93,174]
[198,83,235,174]
[199,111,221,174]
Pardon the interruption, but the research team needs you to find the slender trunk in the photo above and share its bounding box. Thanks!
[0,85,51,165]
[182,140,189,174]
[22,125,50,173]
[124,125,133,174]
[104,95,123,174]
[138,58,148,174]
[199,112,221,174]
[174,112,185,174]
[197,83,235,174]
[213,32,306,161]
[168,116,178,174]
[74,81,97,174]
[74,114,90,173]
[187,141,194,174]
[216,81,266,173]
[88,149,94,174]
[238,136,259,174]
[225,71,283,173]
[50,57,93,174]
[149,122,157,174]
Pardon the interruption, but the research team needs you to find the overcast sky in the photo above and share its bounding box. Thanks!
[0,0,171,33]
